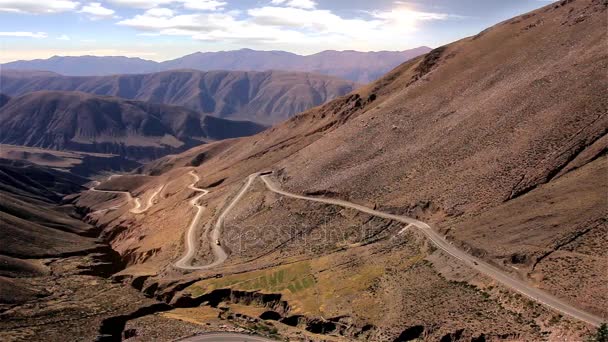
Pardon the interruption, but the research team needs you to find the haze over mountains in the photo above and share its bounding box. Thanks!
[1,69,359,124]
[0,47,431,83]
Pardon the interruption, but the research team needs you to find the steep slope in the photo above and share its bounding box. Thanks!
[0,69,359,124]
[1,48,431,83]
[0,91,265,160]
[0,94,10,108]
[0,160,98,298]
[0,160,205,342]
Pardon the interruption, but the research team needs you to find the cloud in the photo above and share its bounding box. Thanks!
[182,0,226,11]
[283,0,316,9]
[106,0,170,8]
[118,1,451,51]
[108,0,225,10]
[79,2,115,19]
[57,34,71,40]
[0,0,79,14]
[269,0,315,9]
[0,31,48,38]
[144,7,174,17]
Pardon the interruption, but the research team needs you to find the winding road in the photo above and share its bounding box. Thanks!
[173,171,257,270]
[259,174,605,327]
[89,179,162,214]
[177,332,276,342]
[89,171,604,327]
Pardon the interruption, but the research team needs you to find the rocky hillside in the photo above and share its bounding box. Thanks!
[0,91,266,160]
[1,70,359,125]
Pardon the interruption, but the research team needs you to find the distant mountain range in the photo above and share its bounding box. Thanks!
[1,47,431,83]
[0,91,266,160]
[1,69,358,124]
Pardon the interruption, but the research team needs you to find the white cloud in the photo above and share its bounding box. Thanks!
[106,0,170,8]
[284,0,316,9]
[0,0,79,14]
[269,0,315,9]
[144,7,174,17]
[79,2,115,19]
[108,0,224,10]
[118,2,450,51]
[0,31,47,38]
[57,34,71,40]
[182,0,225,11]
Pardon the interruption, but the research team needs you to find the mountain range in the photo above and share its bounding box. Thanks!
[0,69,359,124]
[0,91,266,160]
[0,47,431,83]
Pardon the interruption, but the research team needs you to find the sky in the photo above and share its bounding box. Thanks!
[0,0,556,63]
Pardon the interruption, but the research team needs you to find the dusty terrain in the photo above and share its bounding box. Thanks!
[0,69,359,124]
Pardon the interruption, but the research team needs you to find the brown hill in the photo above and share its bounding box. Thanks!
[71,0,607,340]
[0,91,266,160]
[0,145,141,177]
[0,69,360,124]
[0,160,98,287]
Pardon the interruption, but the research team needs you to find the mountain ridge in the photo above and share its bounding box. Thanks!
[1,47,431,83]
[0,69,359,124]
[0,90,266,160]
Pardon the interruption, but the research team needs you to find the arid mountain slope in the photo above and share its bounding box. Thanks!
[0,69,358,124]
[0,160,98,299]
[0,91,265,160]
[0,94,9,108]
[1,48,431,83]
[0,145,140,177]
[73,1,608,339]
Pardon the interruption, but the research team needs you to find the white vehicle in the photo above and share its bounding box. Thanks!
[215,239,221,246]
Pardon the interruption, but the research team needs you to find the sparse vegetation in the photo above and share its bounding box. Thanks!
[587,324,608,342]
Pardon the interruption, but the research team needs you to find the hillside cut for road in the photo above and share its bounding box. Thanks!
[0,69,359,124]
[73,0,607,340]
[0,91,265,160]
